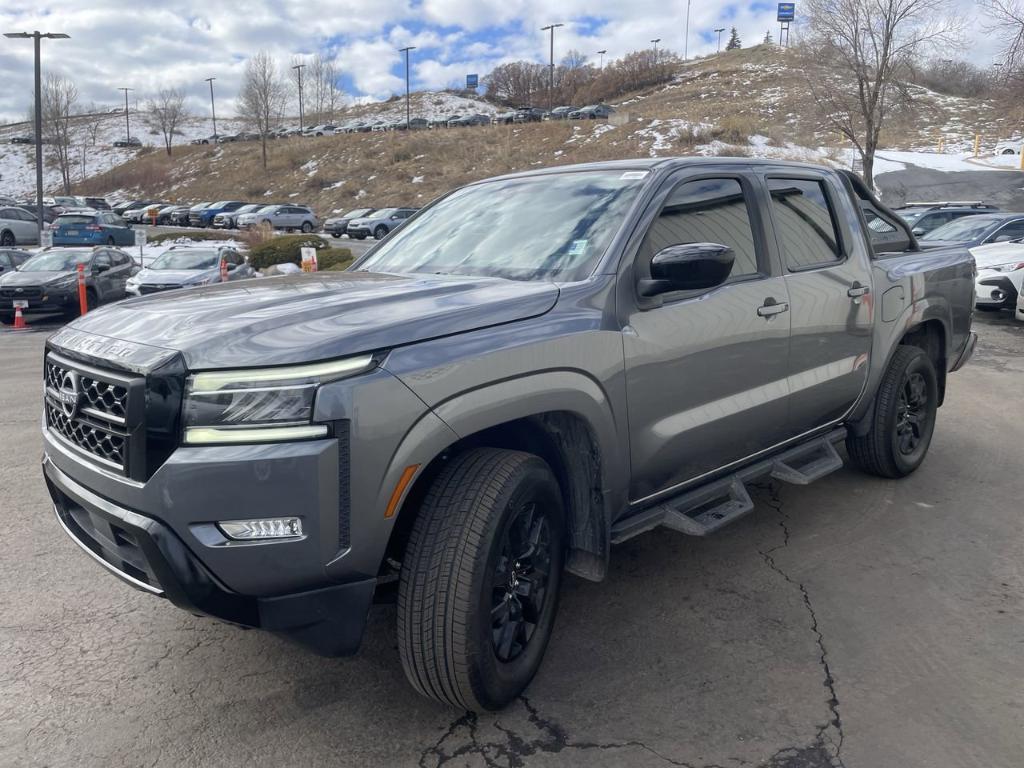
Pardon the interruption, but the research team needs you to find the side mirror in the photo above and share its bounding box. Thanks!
[911,227,925,236]
[639,243,735,297]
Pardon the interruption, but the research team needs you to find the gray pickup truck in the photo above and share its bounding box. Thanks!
[40,158,976,711]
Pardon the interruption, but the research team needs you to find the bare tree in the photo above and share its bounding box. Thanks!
[983,0,1024,69]
[145,88,188,156]
[40,73,78,194]
[239,51,288,169]
[801,0,959,186]
[303,53,344,122]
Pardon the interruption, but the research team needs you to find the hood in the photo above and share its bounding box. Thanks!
[0,270,74,286]
[135,268,217,285]
[349,217,379,227]
[61,271,560,369]
[970,242,1024,267]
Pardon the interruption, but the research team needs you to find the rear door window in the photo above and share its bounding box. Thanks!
[766,177,844,270]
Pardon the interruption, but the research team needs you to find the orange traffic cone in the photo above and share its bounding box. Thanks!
[12,305,27,330]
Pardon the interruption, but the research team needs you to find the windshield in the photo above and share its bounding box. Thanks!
[921,215,1000,241]
[366,209,395,219]
[344,208,372,218]
[357,170,646,282]
[236,204,260,214]
[20,250,91,271]
[149,249,221,270]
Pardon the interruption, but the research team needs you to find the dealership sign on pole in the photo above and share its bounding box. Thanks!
[777,2,795,20]
[466,74,478,90]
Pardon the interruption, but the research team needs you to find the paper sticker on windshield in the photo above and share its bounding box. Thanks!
[568,239,588,257]
[620,171,649,180]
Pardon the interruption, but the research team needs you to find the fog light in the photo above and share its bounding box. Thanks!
[218,517,303,541]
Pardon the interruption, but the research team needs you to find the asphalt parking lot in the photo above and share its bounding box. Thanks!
[1,313,1022,768]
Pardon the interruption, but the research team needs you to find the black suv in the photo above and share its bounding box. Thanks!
[895,201,998,237]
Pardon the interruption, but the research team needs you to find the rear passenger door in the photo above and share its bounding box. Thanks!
[760,172,873,435]
[620,169,793,500]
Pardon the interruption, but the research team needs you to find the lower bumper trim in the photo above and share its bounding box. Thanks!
[951,331,978,372]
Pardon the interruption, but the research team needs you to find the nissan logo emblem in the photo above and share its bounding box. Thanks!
[56,370,82,419]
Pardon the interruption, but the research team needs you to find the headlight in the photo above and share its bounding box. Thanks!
[182,354,376,445]
[990,261,1024,273]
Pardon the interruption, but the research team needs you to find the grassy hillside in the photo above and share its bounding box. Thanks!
[72,45,1015,213]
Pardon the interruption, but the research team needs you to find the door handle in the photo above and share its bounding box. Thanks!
[757,299,790,318]
[847,283,870,298]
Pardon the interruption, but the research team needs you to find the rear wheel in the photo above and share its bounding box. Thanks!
[847,345,938,478]
[300,221,313,233]
[397,448,565,711]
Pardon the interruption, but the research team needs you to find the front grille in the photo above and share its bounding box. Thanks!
[1,287,43,299]
[337,420,351,550]
[44,353,143,476]
[139,285,181,295]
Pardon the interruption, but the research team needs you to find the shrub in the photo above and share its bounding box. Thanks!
[318,248,354,270]
[148,230,234,245]
[249,234,345,270]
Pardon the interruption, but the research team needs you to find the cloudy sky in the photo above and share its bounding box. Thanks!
[0,0,1000,123]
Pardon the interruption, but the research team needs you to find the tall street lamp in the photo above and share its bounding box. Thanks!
[399,46,416,130]
[118,87,133,142]
[596,49,607,69]
[4,30,69,237]
[684,0,692,59]
[715,28,726,54]
[651,38,661,62]
[292,63,306,134]
[205,77,218,140]
[541,23,563,110]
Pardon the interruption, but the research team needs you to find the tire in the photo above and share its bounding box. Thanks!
[106,236,115,245]
[0,230,14,246]
[373,225,388,240]
[331,233,340,238]
[301,221,313,233]
[847,345,939,478]
[397,448,565,711]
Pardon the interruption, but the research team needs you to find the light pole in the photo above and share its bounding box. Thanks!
[715,28,726,54]
[651,38,661,62]
[684,0,692,59]
[541,23,563,110]
[4,30,69,238]
[292,63,306,133]
[596,49,607,69]
[399,46,416,130]
[205,77,218,140]
[118,87,133,142]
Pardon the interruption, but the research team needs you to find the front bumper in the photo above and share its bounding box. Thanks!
[3,289,76,313]
[975,275,1019,309]
[43,452,376,656]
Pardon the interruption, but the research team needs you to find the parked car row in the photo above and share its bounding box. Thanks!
[323,207,418,239]
[0,242,262,324]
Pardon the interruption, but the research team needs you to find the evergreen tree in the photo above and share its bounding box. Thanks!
[726,27,742,50]
[764,30,774,44]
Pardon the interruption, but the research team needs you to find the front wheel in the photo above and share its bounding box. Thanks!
[0,230,14,246]
[397,448,565,711]
[847,345,938,478]
[373,225,388,240]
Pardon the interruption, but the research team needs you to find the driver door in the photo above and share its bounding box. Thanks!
[620,169,793,501]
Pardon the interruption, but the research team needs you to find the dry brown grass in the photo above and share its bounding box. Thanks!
[72,45,1018,209]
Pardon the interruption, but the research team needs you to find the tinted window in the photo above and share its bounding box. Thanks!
[0,208,14,219]
[111,251,130,266]
[56,215,96,226]
[989,219,1024,242]
[920,215,1001,241]
[94,252,112,268]
[767,178,842,269]
[0,253,10,270]
[225,251,244,266]
[640,177,761,279]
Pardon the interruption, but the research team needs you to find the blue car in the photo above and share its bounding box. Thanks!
[51,211,134,246]
[190,200,246,227]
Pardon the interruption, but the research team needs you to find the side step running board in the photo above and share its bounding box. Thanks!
[610,428,846,544]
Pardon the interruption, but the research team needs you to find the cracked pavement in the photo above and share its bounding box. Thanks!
[1,314,1022,768]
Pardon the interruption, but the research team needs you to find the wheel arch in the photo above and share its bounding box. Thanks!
[385,408,611,583]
